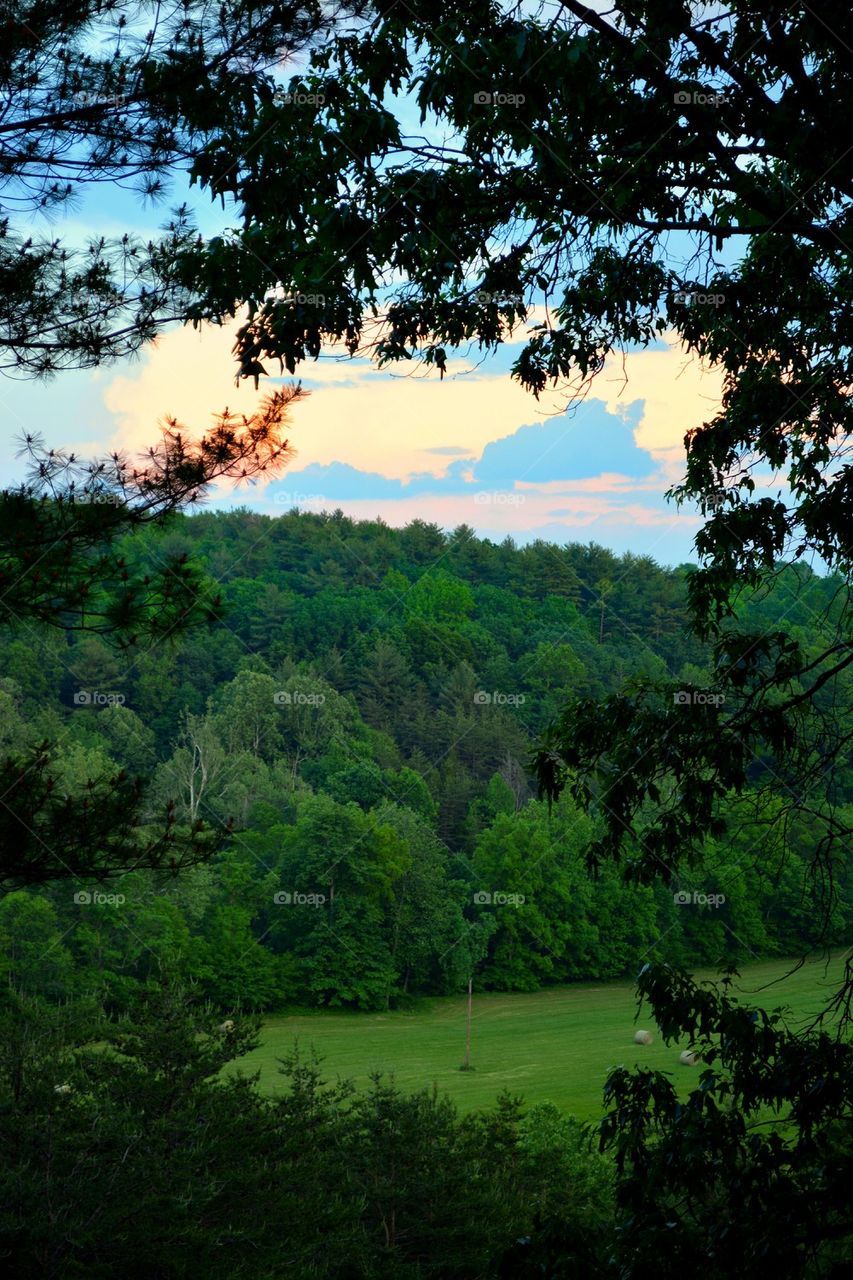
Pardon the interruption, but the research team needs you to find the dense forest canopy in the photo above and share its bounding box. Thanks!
[2,509,848,1011]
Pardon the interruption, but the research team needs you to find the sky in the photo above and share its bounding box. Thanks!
[1,310,727,564]
[2,37,732,569]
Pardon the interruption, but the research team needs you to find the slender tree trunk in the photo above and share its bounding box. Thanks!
[463,974,473,1069]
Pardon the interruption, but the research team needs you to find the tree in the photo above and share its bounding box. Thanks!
[326,759,386,811]
[375,802,468,1002]
[203,4,853,1252]
[0,740,217,888]
[75,702,157,776]
[3,388,303,643]
[264,794,404,1009]
[0,389,306,884]
[599,963,853,1276]
[155,712,232,827]
[211,670,283,762]
[445,920,495,1072]
[0,0,338,883]
[190,0,853,947]
[0,0,363,377]
[0,893,75,998]
[0,985,613,1278]
[194,904,284,1010]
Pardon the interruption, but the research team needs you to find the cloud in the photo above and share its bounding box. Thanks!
[275,398,657,500]
[0,310,724,564]
[244,392,707,562]
[267,461,424,503]
[474,400,652,485]
[249,398,685,568]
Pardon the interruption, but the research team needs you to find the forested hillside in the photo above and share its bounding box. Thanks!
[2,510,850,1011]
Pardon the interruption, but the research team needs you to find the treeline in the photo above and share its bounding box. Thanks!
[1,511,851,1011]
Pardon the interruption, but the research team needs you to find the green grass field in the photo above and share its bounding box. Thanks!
[239,953,849,1119]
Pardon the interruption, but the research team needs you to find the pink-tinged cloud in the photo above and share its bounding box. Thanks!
[0,311,724,563]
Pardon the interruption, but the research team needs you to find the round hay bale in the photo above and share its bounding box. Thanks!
[634,1029,653,1045]
[679,1049,699,1066]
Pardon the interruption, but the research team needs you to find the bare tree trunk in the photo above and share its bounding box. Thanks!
[463,974,473,1069]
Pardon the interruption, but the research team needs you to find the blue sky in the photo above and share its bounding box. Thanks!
[1,83,731,564]
[0,309,725,562]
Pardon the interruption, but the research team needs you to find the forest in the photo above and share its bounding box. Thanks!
[4,0,853,1273]
[3,511,849,1013]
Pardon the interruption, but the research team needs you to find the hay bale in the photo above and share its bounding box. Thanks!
[634,1029,654,1045]
[679,1049,699,1066]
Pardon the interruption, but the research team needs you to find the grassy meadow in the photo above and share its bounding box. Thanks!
[238,953,849,1119]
